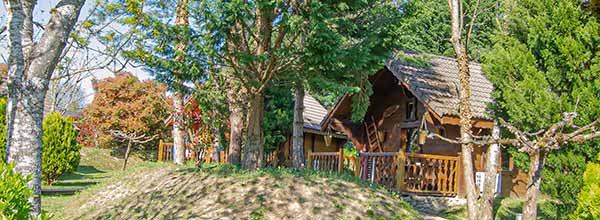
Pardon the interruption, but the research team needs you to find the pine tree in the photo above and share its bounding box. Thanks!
[483,0,600,218]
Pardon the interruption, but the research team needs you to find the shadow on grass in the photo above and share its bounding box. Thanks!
[47,166,109,189]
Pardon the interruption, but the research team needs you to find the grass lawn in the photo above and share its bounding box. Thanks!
[440,197,559,220]
[42,147,143,216]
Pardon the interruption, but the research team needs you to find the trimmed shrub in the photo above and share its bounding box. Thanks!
[0,163,32,220]
[42,112,82,185]
[570,154,600,220]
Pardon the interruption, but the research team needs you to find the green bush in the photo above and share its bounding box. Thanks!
[42,112,82,185]
[0,163,32,220]
[570,154,600,220]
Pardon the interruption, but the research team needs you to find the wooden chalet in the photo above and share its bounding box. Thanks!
[275,94,347,167]
[314,52,527,197]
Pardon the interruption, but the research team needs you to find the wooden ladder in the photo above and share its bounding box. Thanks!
[365,116,383,152]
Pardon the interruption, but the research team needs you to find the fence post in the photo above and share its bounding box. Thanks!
[206,146,212,163]
[338,148,344,174]
[158,140,164,161]
[396,150,406,191]
[307,150,312,169]
[354,152,361,177]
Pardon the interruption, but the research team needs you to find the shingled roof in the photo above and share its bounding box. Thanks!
[303,94,329,130]
[385,52,494,120]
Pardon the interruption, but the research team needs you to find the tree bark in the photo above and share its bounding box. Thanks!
[212,127,221,162]
[523,151,545,220]
[480,123,501,220]
[227,77,244,165]
[172,92,186,165]
[448,0,478,219]
[172,0,189,165]
[242,92,264,170]
[4,0,85,216]
[122,140,132,171]
[292,82,305,168]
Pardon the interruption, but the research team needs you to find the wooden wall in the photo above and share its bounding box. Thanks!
[276,131,347,167]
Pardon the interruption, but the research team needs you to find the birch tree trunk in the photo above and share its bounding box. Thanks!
[122,139,132,171]
[227,81,244,165]
[523,150,545,220]
[172,0,189,165]
[3,0,85,216]
[448,0,478,219]
[292,82,305,168]
[242,92,264,170]
[480,123,501,220]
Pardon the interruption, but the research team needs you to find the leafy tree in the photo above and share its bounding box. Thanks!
[483,0,600,218]
[0,163,31,220]
[41,113,82,185]
[80,72,170,158]
[397,0,498,61]
[2,0,85,214]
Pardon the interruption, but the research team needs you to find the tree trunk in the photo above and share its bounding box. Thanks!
[227,78,244,165]
[172,0,189,165]
[523,151,545,220]
[480,123,501,220]
[6,90,45,215]
[122,140,133,171]
[212,127,221,162]
[448,0,478,219]
[242,92,264,170]
[4,0,85,216]
[292,83,305,168]
[172,92,186,165]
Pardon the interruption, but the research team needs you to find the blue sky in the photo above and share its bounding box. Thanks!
[1,1,153,104]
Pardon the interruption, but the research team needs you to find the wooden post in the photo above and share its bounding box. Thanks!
[396,150,406,191]
[206,146,212,163]
[338,148,344,174]
[457,152,463,196]
[191,144,196,163]
[307,150,312,169]
[354,153,361,177]
[158,140,164,161]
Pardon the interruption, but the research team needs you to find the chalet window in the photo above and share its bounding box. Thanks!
[406,97,417,121]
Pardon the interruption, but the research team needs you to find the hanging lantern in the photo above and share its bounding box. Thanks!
[324,129,333,146]
[377,131,385,142]
[418,130,427,145]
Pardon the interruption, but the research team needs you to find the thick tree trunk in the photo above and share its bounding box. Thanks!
[227,78,244,165]
[122,140,132,171]
[4,0,85,216]
[172,0,189,165]
[172,92,186,165]
[480,123,501,220]
[292,83,305,168]
[448,0,478,219]
[523,151,545,220]
[242,92,264,170]
[6,90,45,215]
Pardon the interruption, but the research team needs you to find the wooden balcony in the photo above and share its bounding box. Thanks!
[307,150,460,196]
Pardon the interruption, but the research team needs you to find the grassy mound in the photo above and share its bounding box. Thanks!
[61,163,421,220]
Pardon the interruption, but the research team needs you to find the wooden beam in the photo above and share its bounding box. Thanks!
[440,116,494,129]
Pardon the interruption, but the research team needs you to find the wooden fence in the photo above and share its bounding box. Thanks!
[158,140,228,163]
[307,149,344,173]
[307,149,460,196]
